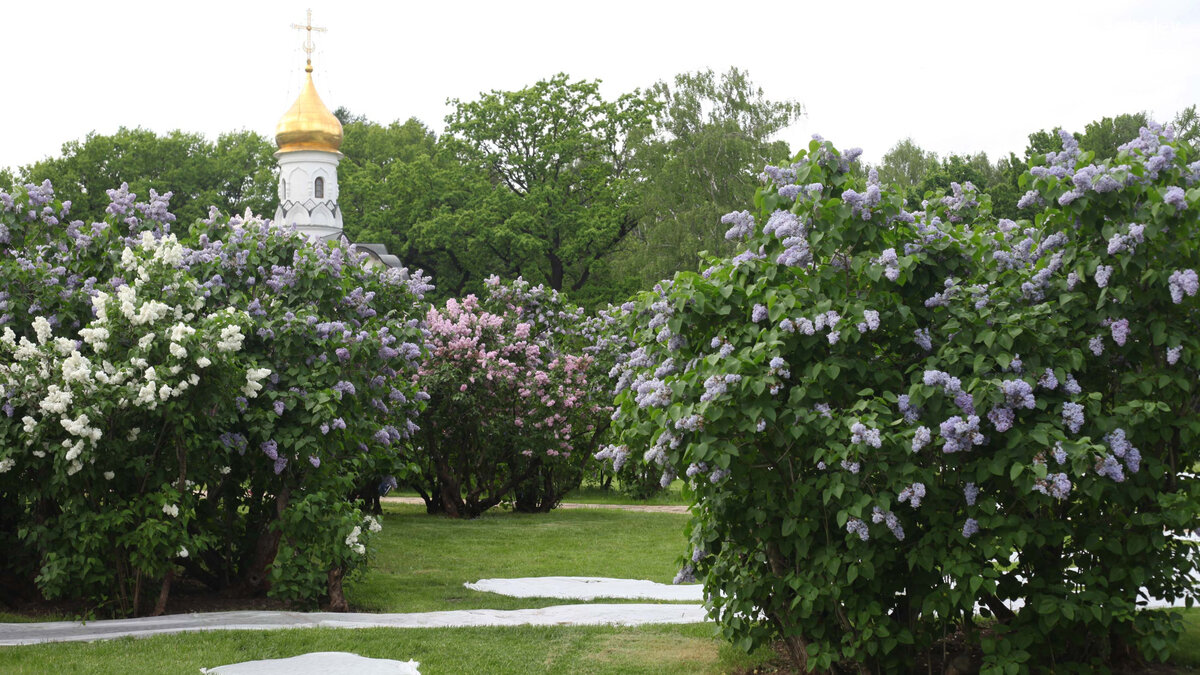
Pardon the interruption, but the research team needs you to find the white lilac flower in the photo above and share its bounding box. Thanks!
[162,504,179,518]
[1168,346,1183,365]
[912,426,932,452]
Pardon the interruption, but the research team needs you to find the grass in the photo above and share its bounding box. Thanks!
[347,502,692,613]
[389,478,689,507]
[0,623,774,675]
[2,501,1198,673]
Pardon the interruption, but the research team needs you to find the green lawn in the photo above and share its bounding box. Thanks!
[347,502,692,613]
[1,502,1197,673]
[0,623,772,675]
[390,478,689,507]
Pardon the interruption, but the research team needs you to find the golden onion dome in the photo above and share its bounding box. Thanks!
[275,63,343,153]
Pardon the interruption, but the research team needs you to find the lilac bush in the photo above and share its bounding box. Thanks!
[604,128,1200,671]
[0,182,428,615]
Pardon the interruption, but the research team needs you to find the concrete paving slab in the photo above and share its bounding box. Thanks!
[464,576,704,601]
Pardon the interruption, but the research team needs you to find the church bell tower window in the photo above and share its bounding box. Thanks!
[314,176,325,199]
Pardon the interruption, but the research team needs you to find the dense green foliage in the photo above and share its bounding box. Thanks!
[606,127,1200,671]
[0,181,429,615]
[9,127,278,225]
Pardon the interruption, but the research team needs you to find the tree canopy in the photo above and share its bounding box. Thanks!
[14,127,277,225]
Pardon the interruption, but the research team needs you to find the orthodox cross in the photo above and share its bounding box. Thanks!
[291,9,326,66]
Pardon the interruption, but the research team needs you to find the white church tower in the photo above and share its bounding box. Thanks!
[273,12,345,242]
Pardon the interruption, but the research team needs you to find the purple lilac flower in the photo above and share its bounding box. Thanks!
[1017,190,1043,210]
[273,400,285,416]
[850,422,882,448]
[1034,473,1072,500]
[1053,443,1068,465]
[898,395,919,424]
[846,518,869,541]
[1095,265,1113,288]
[1096,454,1126,482]
[722,210,755,240]
[751,304,768,323]
[273,456,287,474]
[320,423,330,435]
[964,483,979,506]
[1089,337,1105,356]
[897,482,926,508]
[840,459,861,474]
[1164,186,1187,210]
[1062,402,1085,434]
[939,415,983,453]
[1169,269,1199,304]
[1110,318,1130,346]
[336,347,351,362]
[333,380,356,396]
[1001,379,1036,409]
[261,440,278,460]
[1063,374,1082,395]
[914,328,932,351]
[962,518,980,539]
[1105,428,1141,473]
[872,506,905,540]
[988,407,1015,432]
[1038,368,1059,390]
[875,248,901,282]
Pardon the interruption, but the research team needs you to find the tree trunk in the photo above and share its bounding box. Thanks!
[326,567,349,612]
[151,569,173,616]
[241,485,291,594]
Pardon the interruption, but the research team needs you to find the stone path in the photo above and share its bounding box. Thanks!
[0,603,709,646]
[380,496,689,514]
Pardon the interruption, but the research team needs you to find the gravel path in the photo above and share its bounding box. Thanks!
[381,496,689,514]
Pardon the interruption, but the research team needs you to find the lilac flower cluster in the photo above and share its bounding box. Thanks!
[634,376,672,407]
[856,310,880,333]
[873,248,901,282]
[700,373,741,402]
[1168,346,1183,365]
[940,182,979,222]
[1106,223,1146,256]
[1110,318,1130,346]
[964,482,979,506]
[1164,186,1187,210]
[1169,269,1198,304]
[846,517,869,541]
[1062,402,1085,434]
[988,407,1015,432]
[911,426,932,452]
[1104,428,1141,474]
[872,506,905,540]
[897,482,926,508]
[850,421,882,448]
[1001,379,1036,409]
[962,518,980,538]
[1095,265,1114,288]
[722,210,755,241]
[1038,368,1058,390]
[913,328,932,351]
[842,170,883,220]
[898,394,919,424]
[840,459,861,474]
[751,304,768,323]
[939,415,984,453]
[1033,473,1072,500]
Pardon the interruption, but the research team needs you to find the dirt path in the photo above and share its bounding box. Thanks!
[381,496,688,514]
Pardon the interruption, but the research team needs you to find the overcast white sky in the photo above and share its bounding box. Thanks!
[4,0,1199,173]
